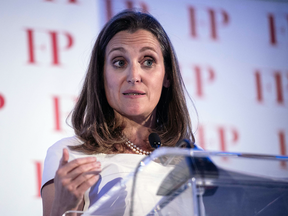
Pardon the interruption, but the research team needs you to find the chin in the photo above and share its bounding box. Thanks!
[123,109,147,117]
[126,111,144,117]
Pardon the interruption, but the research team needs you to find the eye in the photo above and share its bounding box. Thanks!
[143,58,154,67]
[113,59,126,68]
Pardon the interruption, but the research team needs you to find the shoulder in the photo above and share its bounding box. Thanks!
[46,136,87,162]
[48,136,82,151]
[41,136,84,188]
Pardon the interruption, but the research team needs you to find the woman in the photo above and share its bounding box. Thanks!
[41,9,195,216]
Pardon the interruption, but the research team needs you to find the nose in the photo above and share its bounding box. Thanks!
[127,63,142,84]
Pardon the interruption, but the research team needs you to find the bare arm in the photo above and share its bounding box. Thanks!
[42,183,55,216]
[42,148,101,216]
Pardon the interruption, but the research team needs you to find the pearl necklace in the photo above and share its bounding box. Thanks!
[123,136,152,155]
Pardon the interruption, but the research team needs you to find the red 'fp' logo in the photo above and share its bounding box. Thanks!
[188,6,230,40]
[25,29,74,66]
[255,70,288,105]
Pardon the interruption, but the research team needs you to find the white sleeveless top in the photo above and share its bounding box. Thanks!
[41,136,188,215]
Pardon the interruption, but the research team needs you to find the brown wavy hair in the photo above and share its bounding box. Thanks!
[71,9,195,154]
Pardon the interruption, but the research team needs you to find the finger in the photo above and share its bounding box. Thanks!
[66,161,101,180]
[63,148,69,163]
[76,174,100,194]
[66,174,100,201]
[57,157,99,180]
[63,166,101,194]
[59,148,69,168]
[62,157,98,174]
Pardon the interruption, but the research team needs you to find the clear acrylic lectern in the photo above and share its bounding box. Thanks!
[64,147,288,216]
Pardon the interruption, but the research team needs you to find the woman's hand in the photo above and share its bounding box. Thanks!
[51,148,101,216]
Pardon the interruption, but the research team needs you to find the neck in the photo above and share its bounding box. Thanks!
[123,124,150,145]
[114,110,157,148]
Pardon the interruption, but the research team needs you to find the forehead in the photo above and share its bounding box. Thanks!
[106,29,162,55]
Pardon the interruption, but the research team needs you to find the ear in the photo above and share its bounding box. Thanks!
[163,73,170,88]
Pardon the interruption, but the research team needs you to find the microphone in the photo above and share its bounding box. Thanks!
[149,133,162,149]
[149,133,166,165]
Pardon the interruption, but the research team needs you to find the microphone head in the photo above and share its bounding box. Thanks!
[149,133,161,149]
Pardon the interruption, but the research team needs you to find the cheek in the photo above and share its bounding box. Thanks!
[104,65,115,88]
[104,70,122,106]
[156,70,166,96]
[104,72,115,102]
[155,85,164,100]
[150,78,165,101]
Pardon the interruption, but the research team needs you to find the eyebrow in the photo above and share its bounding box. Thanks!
[107,46,158,56]
[108,47,126,55]
[139,46,157,53]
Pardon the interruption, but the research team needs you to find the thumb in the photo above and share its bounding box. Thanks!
[59,148,69,167]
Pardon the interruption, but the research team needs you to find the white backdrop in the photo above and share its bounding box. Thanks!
[0,0,287,215]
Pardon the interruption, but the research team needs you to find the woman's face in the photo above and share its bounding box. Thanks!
[104,29,170,121]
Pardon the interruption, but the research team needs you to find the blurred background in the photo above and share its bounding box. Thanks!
[0,0,287,215]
